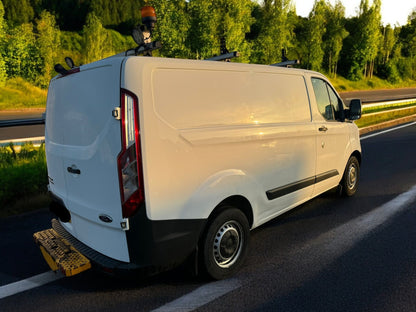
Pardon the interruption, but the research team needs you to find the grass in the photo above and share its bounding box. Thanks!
[0,143,49,218]
[355,106,416,128]
[0,194,50,218]
[330,75,416,92]
[0,77,47,110]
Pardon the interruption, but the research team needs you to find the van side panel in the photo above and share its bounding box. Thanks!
[122,58,316,227]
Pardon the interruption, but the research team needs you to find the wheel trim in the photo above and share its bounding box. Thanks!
[347,163,357,190]
[213,221,243,268]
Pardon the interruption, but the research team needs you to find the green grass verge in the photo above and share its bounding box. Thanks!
[0,143,49,218]
[331,75,416,92]
[355,106,416,128]
[0,77,47,110]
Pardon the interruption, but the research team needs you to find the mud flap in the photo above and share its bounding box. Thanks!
[33,228,91,277]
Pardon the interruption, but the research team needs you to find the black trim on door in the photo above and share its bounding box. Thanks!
[266,169,339,200]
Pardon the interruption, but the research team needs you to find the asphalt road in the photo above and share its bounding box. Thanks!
[1,88,416,141]
[1,122,416,311]
[340,87,416,103]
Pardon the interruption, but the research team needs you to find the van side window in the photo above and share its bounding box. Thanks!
[311,78,342,121]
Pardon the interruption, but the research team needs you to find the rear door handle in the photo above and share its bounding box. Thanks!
[67,166,81,175]
[319,126,328,132]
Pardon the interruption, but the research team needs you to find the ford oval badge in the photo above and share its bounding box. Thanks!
[99,214,113,223]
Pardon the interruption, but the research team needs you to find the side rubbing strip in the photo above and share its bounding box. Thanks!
[266,170,339,200]
[315,169,339,184]
[266,177,315,200]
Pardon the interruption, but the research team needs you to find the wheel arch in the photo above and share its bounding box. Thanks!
[351,150,362,164]
[208,195,254,229]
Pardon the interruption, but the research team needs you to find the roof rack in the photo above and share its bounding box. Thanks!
[205,51,240,62]
[270,49,300,67]
[270,59,300,67]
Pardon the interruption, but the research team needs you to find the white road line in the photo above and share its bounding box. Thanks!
[0,271,62,300]
[152,185,416,312]
[323,184,416,253]
[294,184,416,272]
[151,278,241,312]
[361,121,416,141]
[2,185,416,306]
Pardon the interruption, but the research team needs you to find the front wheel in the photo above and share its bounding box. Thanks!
[200,207,250,280]
[341,156,360,197]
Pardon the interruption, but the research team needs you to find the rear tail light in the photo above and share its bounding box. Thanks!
[117,89,144,218]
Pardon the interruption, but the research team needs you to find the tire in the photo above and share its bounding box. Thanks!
[200,207,250,280]
[341,156,360,197]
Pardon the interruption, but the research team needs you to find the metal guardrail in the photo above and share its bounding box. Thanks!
[0,98,415,145]
[362,98,416,109]
[0,136,45,146]
[0,118,45,127]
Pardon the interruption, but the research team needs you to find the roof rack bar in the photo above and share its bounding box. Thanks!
[270,60,300,67]
[205,51,240,62]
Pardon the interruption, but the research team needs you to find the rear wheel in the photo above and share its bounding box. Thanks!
[200,207,249,280]
[341,156,360,197]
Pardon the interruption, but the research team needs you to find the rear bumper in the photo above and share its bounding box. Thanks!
[50,219,138,275]
[43,208,206,277]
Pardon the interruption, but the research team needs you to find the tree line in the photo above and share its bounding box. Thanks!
[1,0,416,89]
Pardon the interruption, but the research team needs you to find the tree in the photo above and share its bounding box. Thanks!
[149,0,190,58]
[399,9,416,79]
[4,23,42,82]
[213,0,254,63]
[186,0,253,62]
[363,0,382,78]
[0,0,7,85]
[82,13,108,64]
[306,0,327,71]
[323,0,348,77]
[3,0,34,26]
[380,25,396,64]
[186,0,218,59]
[342,0,382,80]
[36,10,60,87]
[251,0,295,65]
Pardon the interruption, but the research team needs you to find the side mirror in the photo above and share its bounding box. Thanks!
[346,99,362,120]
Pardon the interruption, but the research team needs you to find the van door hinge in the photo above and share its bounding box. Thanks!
[120,218,130,231]
[112,107,121,120]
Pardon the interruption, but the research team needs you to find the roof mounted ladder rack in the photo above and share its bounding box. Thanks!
[205,51,240,62]
[270,59,300,67]
[270,49,300,67]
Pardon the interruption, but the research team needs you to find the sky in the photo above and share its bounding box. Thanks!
[294,0,416,26]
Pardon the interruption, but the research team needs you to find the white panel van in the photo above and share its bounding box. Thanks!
[35,56,362,280]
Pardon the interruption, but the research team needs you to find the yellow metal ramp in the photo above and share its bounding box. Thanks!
[33,228,91,277]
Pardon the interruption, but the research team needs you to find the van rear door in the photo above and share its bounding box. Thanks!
[45,58,130,262]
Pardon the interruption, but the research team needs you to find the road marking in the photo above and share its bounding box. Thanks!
[151,186,416,311]
[0,271,62,300]
[325,184,416,251]
[296,184,416,272]
[151,278,241,312]
[2,186,416,306]
[361,121,416,141]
